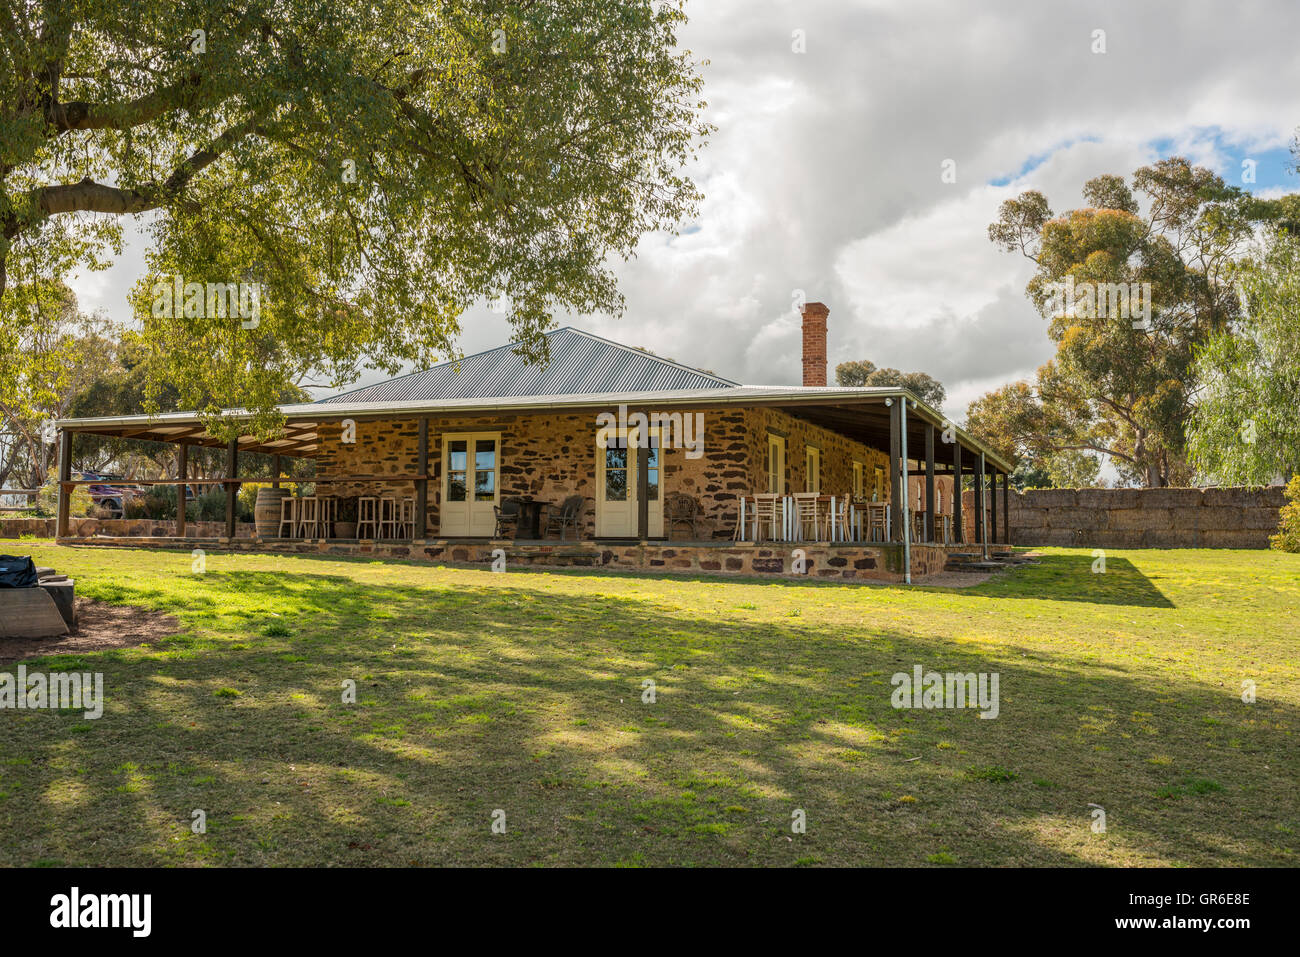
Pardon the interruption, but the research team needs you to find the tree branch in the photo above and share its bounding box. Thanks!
[51,72,205,133]
[4,116,261,236]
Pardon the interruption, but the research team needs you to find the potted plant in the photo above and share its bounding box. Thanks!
[334,497,358,539]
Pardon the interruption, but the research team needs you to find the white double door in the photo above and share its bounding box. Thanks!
[440,432,500,537]
[596,426,663,538]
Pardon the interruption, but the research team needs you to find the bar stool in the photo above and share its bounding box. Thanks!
[357,496,380,539]
[378,496,399,539]
[278,496,298,538]
[317,496,336,539]
[296,496,320,539]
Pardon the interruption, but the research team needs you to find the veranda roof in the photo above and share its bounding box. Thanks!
[55,384,1015,473]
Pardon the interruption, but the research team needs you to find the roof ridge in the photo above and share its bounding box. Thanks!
[316,325,738,404]
[318,327,578,403]
[556,327,740,387]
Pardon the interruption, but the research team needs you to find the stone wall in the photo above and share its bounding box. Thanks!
[315,407,894,541]
[3,517,250,539]
[1008,486,1285,549]
[760,407,892,503]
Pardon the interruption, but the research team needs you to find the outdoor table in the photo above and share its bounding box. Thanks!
[515,498,545,540]
[331,495,359,539]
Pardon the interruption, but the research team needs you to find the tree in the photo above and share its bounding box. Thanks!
[0,0,711,436]
[964,379,1100,488]
[1187,229,1300,484]
[835,360,946,406]
[1272,475,1300,553]
[67,331,310,476]
[0,281,116,491]
[987,158,1300,486]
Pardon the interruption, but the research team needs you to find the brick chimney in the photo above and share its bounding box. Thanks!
[800,301,829,387]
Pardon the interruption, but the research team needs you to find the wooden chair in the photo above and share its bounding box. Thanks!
[866,502,888,542]
[792,492,826,541]
[665,492,701,540]
[543,495,586,540]
[751,493,782,543]
[357,496,380,539]
[278,496,298,538]
[494,498,521,538]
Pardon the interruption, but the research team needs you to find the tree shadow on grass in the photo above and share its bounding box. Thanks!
[82,541,1176,611]
[288,546,1180,611]
[928,552,1175,609]
[1,565,1290,867]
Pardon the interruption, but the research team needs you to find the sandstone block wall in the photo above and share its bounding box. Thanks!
[315,406,893,541]
[1007,486,1285,548]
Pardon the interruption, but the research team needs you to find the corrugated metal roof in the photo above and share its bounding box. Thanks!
[55,385,1016,472]
[316,327,740,404]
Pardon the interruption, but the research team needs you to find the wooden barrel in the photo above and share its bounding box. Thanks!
[254,487,289,538]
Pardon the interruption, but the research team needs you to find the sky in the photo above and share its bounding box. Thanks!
[69,0,1300,426]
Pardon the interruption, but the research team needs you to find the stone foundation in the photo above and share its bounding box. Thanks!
[53,536,966,583]
[2,517,253,539]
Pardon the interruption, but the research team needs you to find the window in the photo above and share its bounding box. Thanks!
[805,447,820,493]
[766,434,786,494]
[604,437,628,501]
[853,461,864,499]
[474,439,497,501]
[873,466,885,502]
[646,433,660,501]
[447,439,468,502]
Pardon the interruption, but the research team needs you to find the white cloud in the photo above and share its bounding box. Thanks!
[55,0,1300,411]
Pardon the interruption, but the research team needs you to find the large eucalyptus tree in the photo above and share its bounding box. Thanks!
[0,0,711,434]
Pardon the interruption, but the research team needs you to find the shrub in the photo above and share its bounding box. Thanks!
[190,489,227,523]
[123,485,179,520]
[1270,474,1300,553]
[146,485,179,520]
[36,467,93,517]
[238,482,266,517]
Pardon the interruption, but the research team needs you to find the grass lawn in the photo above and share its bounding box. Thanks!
[1,540,1297,867]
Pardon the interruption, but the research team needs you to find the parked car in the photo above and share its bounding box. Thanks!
[74,472,144,519]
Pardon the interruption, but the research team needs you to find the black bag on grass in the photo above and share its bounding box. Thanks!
[0,555,38,588]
